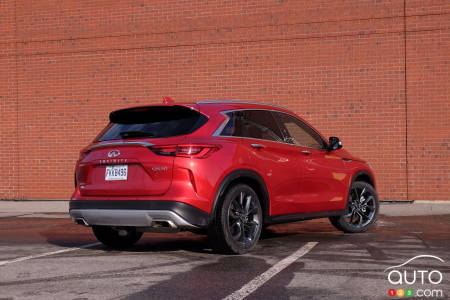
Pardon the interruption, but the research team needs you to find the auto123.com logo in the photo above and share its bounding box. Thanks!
[384,255,446,298]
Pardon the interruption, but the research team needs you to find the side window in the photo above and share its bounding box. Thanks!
[220,110,284,142]
[275,112,325,150]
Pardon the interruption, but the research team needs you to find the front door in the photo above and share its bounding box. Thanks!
[273,112,348,213]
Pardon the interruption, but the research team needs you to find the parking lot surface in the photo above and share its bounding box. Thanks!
[0,205,449,300]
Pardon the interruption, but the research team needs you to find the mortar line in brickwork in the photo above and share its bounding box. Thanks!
[14,0,20,199]
[2,27,447,58]
[2,11,449,46]
[403,0,409,201]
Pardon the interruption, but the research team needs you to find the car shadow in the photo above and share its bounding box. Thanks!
[38,217,348,253]
[40,218,341,254]
[121,255,296,300]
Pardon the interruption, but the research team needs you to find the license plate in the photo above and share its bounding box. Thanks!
[105,165,128,181]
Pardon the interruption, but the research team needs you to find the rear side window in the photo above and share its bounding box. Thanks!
[220,110,284,142]
[96,105,207,142]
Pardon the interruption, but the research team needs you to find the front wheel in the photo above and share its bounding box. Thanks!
[92,226,143,248]
[208,184,263,254]
[329,181,379,233]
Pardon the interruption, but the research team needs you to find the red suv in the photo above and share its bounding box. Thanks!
[70,99,378,254]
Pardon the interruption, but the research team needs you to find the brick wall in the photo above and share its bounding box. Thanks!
[0,0,449,200]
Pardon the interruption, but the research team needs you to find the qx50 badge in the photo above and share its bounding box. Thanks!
[107,149,121,158]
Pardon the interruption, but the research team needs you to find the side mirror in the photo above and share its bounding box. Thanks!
[328,136,342,151]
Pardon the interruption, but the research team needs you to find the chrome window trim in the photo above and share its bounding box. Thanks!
[212,111,231,136]
[217,134,329,151]
[212,109,328,151]
[87,141,154,151]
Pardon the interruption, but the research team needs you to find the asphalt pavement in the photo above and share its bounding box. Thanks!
[0,202,449,299]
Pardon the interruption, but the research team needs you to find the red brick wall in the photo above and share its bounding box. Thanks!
[0,0,449,201]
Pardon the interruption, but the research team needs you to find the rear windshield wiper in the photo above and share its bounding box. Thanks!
[119,131,155,138]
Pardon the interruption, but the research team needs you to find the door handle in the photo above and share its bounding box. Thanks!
[251,143,266,149]
[300,150,312,155]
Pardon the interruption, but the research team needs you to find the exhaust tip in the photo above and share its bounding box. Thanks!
[152,220,178,229]
[74,218,89,226]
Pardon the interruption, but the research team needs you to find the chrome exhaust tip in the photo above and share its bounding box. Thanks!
[152,220,177,229]
[74,218,89,226]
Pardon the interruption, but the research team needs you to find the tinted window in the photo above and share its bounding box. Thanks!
[274,112,325,149]
[220,110,283,142]
[96,105,207,141]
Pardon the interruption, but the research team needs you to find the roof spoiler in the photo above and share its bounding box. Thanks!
[162,96,175,105]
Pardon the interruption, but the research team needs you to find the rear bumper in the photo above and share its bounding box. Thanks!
[69,200,210,230]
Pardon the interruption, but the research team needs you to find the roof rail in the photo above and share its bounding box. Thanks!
[196,100,291,111]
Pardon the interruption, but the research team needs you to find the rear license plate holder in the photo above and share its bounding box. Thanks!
[105,165,128,181]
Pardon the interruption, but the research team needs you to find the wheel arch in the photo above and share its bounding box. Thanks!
[340,170,377,211]
[352,170,376,188]
[211,169,270,225]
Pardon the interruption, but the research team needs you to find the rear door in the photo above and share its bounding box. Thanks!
[273,112,348,212]
[76,105,207,197]
[220,110,304,216]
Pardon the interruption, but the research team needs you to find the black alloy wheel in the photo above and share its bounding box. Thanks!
[209,184,263,254]
[329,181,379,233]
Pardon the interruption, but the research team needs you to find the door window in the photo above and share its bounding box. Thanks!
[220,110,284,142]
[274,112,326,150]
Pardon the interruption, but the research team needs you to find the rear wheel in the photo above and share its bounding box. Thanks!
[329,181,379,233]
[92,226,143,248]
[208,184,263,254]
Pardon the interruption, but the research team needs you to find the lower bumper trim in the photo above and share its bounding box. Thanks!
[69,200,210,228]
[70,209,197,230]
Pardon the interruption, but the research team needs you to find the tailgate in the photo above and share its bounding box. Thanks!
[77,143,173,196]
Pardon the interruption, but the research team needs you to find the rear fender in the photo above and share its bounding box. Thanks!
[211,169,270,225]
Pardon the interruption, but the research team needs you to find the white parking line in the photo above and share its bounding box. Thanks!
[0,242,101,266]
[223,242,318,300]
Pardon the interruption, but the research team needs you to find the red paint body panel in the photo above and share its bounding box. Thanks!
[71,101,376,219]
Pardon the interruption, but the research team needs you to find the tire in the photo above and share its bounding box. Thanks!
[329,181,379,233]
[92,226,143,248]
[208,184,263,254]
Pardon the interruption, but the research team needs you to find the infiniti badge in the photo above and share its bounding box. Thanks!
[107,149,121,158]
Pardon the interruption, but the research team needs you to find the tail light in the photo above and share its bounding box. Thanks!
[149,144,219,159]
[75,165,89,185]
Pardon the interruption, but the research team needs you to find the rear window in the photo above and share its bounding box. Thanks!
[95,105,208,142]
